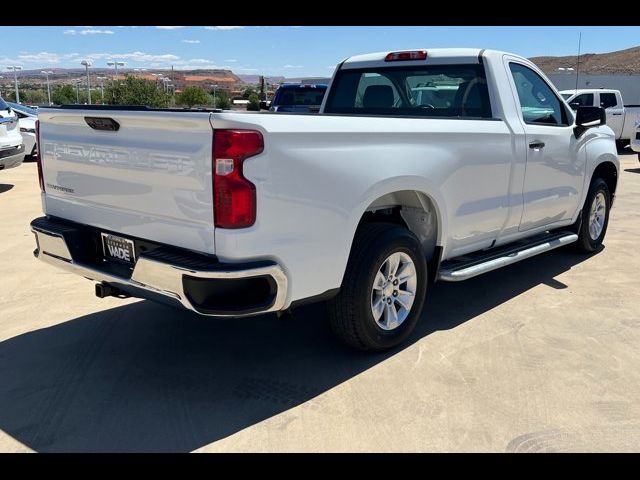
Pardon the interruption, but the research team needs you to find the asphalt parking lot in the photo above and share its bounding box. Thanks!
[1,155,639,452]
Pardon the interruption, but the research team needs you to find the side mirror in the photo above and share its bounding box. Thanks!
[574,106,606,138]
[569,102,580,110]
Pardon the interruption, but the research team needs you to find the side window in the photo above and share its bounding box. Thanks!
[570,93,594,108]
[509,63,567,126]
[600,93,617,109]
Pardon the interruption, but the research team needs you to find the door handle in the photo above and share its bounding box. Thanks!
[529,141,545,149]
[612,113,622,116]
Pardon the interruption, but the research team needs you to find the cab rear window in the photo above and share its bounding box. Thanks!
[324,64,492,118]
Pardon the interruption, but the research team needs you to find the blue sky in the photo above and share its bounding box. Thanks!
[1,26,639,76]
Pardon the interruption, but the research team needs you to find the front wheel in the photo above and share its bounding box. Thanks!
[327,222,427,351]
[575,177,611,253]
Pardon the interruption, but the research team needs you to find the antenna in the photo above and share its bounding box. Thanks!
[575,32,582,93]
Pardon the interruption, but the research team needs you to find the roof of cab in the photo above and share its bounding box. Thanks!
[559,88,620,96]
[279,83,328,89]
[340,48,528,69]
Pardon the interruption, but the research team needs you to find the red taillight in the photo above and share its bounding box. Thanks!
[35,119,45,192]
[384,50,428,62]
[213,129,263,229]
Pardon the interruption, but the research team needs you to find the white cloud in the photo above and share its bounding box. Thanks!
[17,51,80,64]
[283,64,303,68]
[226,59,237,62]
[63,29,77,35]
[182,39,201,44]
[79,29,114,35]
[156,26,185,29]
[204,26,244,30]
[86,51,180,62]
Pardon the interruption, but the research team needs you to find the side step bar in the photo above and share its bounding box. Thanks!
[438,232,578,282]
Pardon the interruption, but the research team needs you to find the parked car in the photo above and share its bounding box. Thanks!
[31,48,618,351]
[7,102,37,158]
[269,83,327,112]
[560,89,640,146]
[0,97,25,171]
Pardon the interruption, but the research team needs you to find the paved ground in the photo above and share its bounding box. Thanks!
[1,155,640,452]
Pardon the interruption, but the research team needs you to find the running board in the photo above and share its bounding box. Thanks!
[438,232,578,282]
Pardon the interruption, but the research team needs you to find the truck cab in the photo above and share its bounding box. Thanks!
[561,88,640,143]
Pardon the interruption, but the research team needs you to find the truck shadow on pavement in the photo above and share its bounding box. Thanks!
[0,247,598,452]
[625,168,640,174]
[0,184,14,194]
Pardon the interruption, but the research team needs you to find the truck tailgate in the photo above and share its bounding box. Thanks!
[38,109,216,254]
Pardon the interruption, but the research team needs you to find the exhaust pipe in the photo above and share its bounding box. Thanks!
[95,282,131,299]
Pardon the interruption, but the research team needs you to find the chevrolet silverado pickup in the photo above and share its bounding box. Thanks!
[31,49,619,351]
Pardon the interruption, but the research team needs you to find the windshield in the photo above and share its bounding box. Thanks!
[0,96,9,111]
[273,86,327,106]
[8,102,37,116]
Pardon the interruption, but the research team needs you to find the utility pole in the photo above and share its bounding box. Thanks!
[41,70,54,105]
[7,66,22,103]
[75,80,80,103]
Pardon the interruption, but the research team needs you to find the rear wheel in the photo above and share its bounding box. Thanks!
[327,222,427,351]
[575,177,611,253]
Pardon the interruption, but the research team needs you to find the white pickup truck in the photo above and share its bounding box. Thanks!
[31,48,619,351]
[560,88,640,146]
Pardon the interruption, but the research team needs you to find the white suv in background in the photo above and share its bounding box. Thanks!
[0,97,25,171]
[7,102,37,157]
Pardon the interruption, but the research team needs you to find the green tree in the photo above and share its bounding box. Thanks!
[103,75,171,107]
[211,89,230,109]
[247,93,260,111]
[2,90,16,102]
[52,85,77,105]
[22,89,48,105]
[177,86,212,108]
[242,87,258,99]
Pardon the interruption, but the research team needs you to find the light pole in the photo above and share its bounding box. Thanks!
[41,70,54,105]
[97,76,106,103]
[107,61,125,80]
[212,84,218,107]
[75,80,81,103]
[80,60,92,104]
[7,66,22,103]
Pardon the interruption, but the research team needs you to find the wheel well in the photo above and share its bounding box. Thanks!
[358,190,439,262]
[593,161,618,196]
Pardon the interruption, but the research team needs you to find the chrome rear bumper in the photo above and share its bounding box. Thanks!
[31,217,288,317]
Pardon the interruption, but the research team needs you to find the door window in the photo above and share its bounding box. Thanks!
[569,93,594,108]
[509,63,568,126]
[599,93,618,109]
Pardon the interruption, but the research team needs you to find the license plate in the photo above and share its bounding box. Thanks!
[101,233,136,265]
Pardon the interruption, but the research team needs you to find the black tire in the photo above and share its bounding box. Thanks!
[327,222,427,352]
[575,177,611,253]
